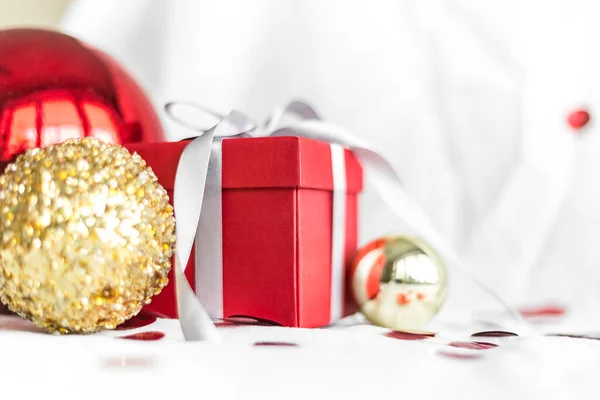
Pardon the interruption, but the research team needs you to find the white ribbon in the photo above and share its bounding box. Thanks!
[166,100,529,341]
[168,104,254,341]
[194,139,224,319]
[172,131,220,342]
[329,143,347,322]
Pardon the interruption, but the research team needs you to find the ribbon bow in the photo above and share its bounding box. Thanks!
[167,100,528,342]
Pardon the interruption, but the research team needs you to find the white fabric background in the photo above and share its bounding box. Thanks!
[59,0,600,314]
[40,1,600,397]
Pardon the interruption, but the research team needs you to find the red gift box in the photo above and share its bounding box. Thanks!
[125,135,363,327]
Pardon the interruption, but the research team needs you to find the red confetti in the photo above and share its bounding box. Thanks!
[546,333,600,341]
[0,316,45,333]
[0,303,13,315]
[471,331,518,337]
[102,356,154,368]
[116,310,170,330]
[253,341,298,347]
[567,109,591,130]
[219,315,282,326]
[385,330,436,341]
[437,350,483,360]
[214,321,239,327]
[448,341,498,350]
[118,331,165,341]
[116,317,156,331]
[519,305,566,319]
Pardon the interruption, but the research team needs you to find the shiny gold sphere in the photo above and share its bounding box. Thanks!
[351,235,447,331]
[0,138,176,334]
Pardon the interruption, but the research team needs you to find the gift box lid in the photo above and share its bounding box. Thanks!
[127,136,363,192]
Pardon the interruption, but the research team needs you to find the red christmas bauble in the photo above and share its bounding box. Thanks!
[0,28,163,166]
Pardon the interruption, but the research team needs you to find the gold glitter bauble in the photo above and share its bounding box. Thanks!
[0,138,175,334]
[350,235,447,331]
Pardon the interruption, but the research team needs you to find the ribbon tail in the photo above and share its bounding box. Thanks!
[173,131,220,342]
[362,155,526,327]
[175,268,220,342]
[276,119,527,329]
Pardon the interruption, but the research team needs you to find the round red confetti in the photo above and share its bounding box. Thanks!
[385,330,436,341]
[118,331,165,341]
[214,321,240,327]
[567,109,590,130]
[437,350,483,360]
[0,303,12,315]
[116,310,170,330]
[519,305,566,318]
[220,315,282,326]
[102,356,155,368]
[448,341,498,350]
[116,317,156,330]
[471,330,518,337]
[546,333,600,341]
[0,316,45,333]
[253,341,298,347]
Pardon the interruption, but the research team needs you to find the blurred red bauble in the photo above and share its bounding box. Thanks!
[0,28,164,167]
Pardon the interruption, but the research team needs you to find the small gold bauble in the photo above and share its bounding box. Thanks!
[0,138,176,334]
[351,235,447,331]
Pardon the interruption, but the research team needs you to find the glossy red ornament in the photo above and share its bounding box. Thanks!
[0,28,163,168]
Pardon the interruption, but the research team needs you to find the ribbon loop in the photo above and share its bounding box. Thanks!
[212,110,258,138]
[263,100,322,134]
[165,101,225,133]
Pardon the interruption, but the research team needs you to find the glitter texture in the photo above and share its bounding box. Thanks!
[0,138,176,334]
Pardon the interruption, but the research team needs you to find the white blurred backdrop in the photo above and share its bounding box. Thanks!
[4,0,600,318]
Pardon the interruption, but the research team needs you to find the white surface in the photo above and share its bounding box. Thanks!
[1,313,598,399]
